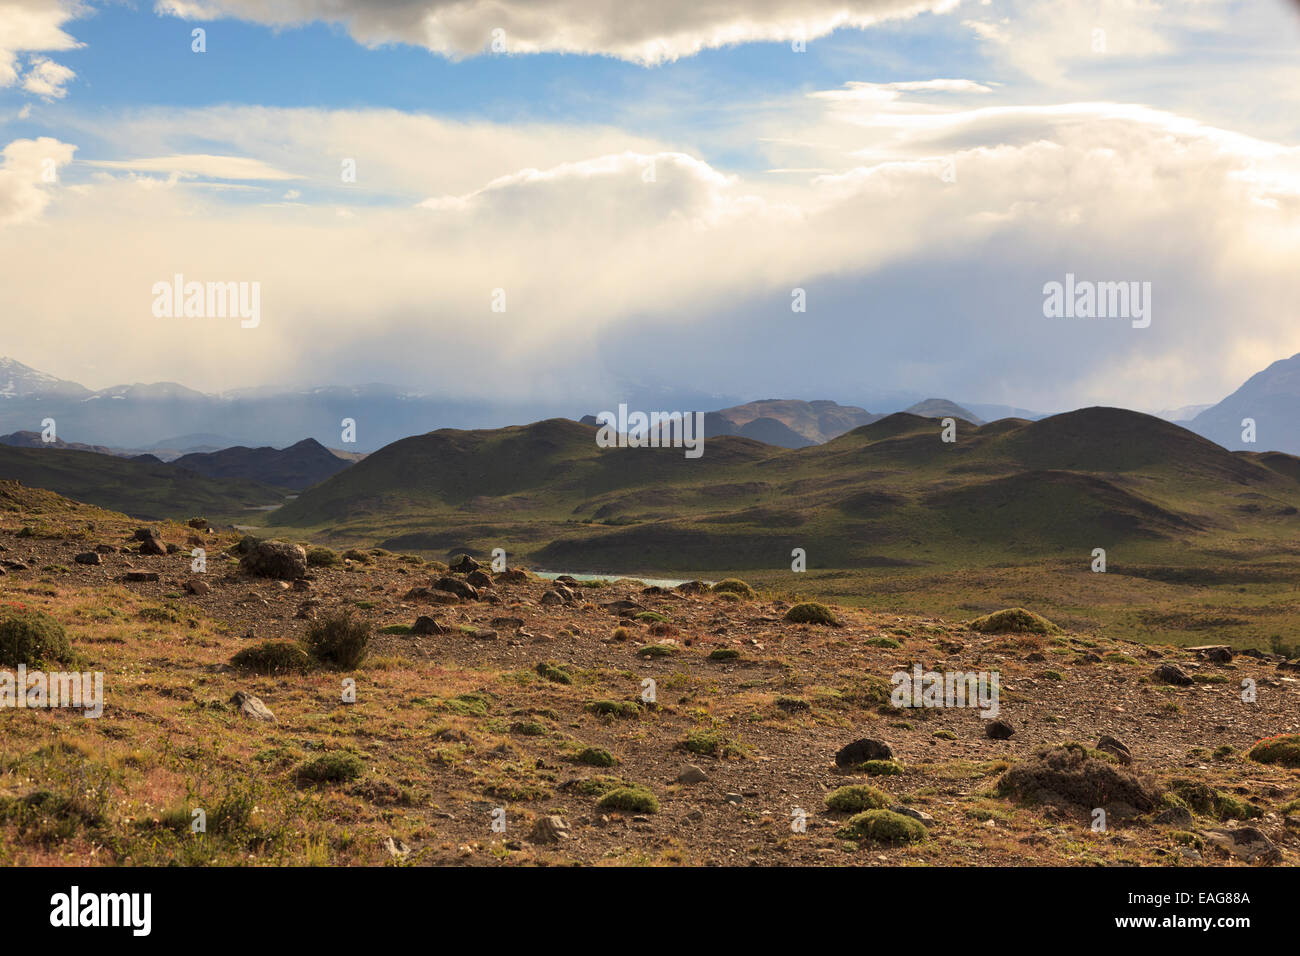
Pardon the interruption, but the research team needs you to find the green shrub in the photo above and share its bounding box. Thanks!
[231,640,311,674]
[634,611,669,623]
[596,785,659,813]
[837,809,927,844]
[576,747,619,767]
[535,661,573,684]
[340,549,371,564]
[0,607,72,667]
[296,752,364,784]
[860,759,903,776]
[1167,778,1260,821]
[866,636,902,648]
[785,602,839,626]
[585,699,640,718]
[1247,734,1300,768]
[968,607,1060,635]
[711,579,756,599]
[304,612,371,668]
[680,729,730,756]
[708,648,740,660]
[637,643,677,658]
[825,784,891,813]
[306,546,341,567]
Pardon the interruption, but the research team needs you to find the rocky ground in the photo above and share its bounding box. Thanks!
[0,488,1297,866]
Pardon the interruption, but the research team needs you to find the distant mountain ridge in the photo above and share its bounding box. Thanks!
[1189,352,1300,453]
[172,438,353,490]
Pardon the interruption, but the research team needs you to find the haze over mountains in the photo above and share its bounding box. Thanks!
[8,351,1300,460]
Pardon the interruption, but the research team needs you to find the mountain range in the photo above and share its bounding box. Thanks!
[262,408,1300,577]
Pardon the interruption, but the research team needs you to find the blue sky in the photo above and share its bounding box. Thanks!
[2,1,1299,418]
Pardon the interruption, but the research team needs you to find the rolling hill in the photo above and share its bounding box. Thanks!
[0,444,286,521]
[171,438,354,490]
[264,407,1300,574]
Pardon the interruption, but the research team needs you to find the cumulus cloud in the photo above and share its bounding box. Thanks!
[154,0,957,64]
[0,136,74,224]
[1,88,1297,416]
[0,0,83,93]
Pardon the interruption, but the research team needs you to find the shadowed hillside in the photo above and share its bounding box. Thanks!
[263,408,1300,578]
[0,445,285,520]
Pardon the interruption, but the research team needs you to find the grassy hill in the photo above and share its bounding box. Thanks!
[256,408,1300,648]
[0,445,286,521]
[266,407,1300,565]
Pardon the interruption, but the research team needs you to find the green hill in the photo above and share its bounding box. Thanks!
[262,408,1300,576]
[0,445,286,521]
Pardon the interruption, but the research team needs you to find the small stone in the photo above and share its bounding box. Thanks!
[527,815,570,844]
[1203,826,1281,864]
[724,793,744,805]
[890,805,935,825]
[1096,734,1132,765]
[540,590,564,606]
[985,719,1015,740]
[230,690,275,723]
[676,764,708,785]
[125,571,160,582]
[412,616,449,636]
[1153,663,1194,686]
[74,552,101,565]
[184,578,211,596]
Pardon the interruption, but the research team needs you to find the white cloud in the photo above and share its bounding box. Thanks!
[20,54,75,98]
[0,135,75,224]
[84,154,302,181]
[0,0,84,92]
[154,0,957,64]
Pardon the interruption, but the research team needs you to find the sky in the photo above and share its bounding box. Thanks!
[1,0,1299,416]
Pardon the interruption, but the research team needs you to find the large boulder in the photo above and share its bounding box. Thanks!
[433,576,478,600]
[240,540,308,580]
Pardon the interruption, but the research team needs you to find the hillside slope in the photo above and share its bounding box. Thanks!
[265,408,1300,573]
[0,445,285,520]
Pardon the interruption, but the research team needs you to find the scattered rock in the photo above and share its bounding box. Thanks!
[985,719,1016,740]
[383,836,410,859]
[240,541,308,580]
[540,590,565,606]
[184,578,211,596]
[676,764,708,785]
[466,569,494,590]
[230,690,276,723]
[835,738,894,766]
[724,793,744,805]
[1153,663,1194,686]
[412,616,449,636]
[1202,826,1281,864]
[1096,734,1133,765]
[1189,644,1233,664]
[1154,805,1195,827]
[890,805,935,825]
[433,576,478,600]
[125,571,160,582]
[74,552,101,565]
[527,815,570,844]
[138,537,166,556]
[448,554,481,573]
